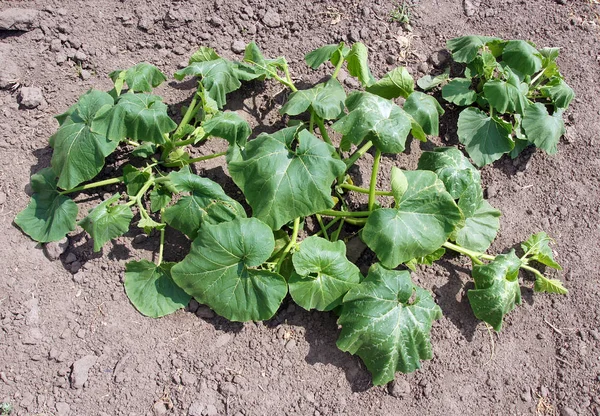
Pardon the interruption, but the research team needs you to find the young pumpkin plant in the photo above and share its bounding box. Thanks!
[15,40,567,386]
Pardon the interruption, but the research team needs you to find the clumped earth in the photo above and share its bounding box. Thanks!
[1,0,599,415]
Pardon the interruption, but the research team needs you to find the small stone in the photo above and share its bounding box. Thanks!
[262,9,282,28]
[55,402,70,416]
[50,38,62,52]
[55,53,67,64]
[208,16,224,27]
[195,306,215,319]
[109,46,118,55]
[521,389,532,402]
[70,355,97,389]
[560,407,577,416]
[70,261,82,274]
[188,299,200,313]
[76,329,85,339]
[173,46,185,56]
[72,272,84,283]
[153,401,168,416]
[540,386,550,397]
[204,404,218,416]
[429,50,451,68]
[219,382,237,396]
[285,339,296,351]
[0,8,39,31]
[138,18,153,31]
[389,379,411,398]
[386,55,396,65]
[19,87,45,109]
[231,40,246,54]
[74,50,87,62]
[417,62,429,73]
[463,0,478,17]
[44,237,69,261]
[486,185,498,198]
[80,70,91,80]
[188,402,205,416]
[64,253,77,264]
[181,371,196,386]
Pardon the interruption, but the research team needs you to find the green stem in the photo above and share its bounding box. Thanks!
[276,217,301,271]
[59,176,124,195]
[282,64,298,92]
[442,241,494,265]
[173,130,207,147]
[344,217,367,226]
[530,70,545,87]
[331,218,345,241]
[174,94,200,137]
[344,141,373,168]
[316,117,333,146]
[157,210,165,266]
[126,140,140,147]
[309,111,315,134]
[368,149,382,211]
[315,214,329,241]
[318,209,371,218]
[339,183,393,196]
[314,217,341,237]
[331,47,345,79]
[162,151,226,168]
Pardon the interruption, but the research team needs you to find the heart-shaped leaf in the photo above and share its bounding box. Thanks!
[501,40,542,77]
[116,93,177,144]
[447,35,499,63]
[366,66,414,99]
[109,62,167,94]
[280,78,346,120]
[522,103,565,155]
[403,91,444,136]
[455,200,501,252]
[79,194,133,252]
[442,78,477,106]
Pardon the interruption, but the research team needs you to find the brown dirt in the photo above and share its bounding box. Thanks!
[1,0,599,415]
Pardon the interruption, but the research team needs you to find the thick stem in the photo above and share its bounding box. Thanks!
[314,217,341,238]
[344,141,373,168]
[331,48,345,79]
[316,117,333,146]
[59,176,123,195]
[162,151,226,168]
[344,217,367,226]
[309,111,315,134]
[174,94,200,137]
[276,217,301,271]
[442,241,494,265]
[157,211,165,266]
[368,149,382,211]
[339,183,393,196]
[318,209,371,218]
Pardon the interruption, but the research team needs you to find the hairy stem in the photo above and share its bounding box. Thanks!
[276,217,301,271]
[442,241,494,265]
[339,183,393,196]
[331,47,346,79]
[368,149,382,211]
[59,177,123,195]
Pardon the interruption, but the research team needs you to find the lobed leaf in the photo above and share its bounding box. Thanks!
[447,35,500,63]
[228,127,345,230]
[289,236,361,311]
[171,217,288,322]
[362,170,463,268]
[79,194,133,252]
[117,93,177,144]
[483,69,529,114]
[534,276,568,295]
[109,63,167,95]
[14,168,78,243]
[124,261,191,318]
[337,264,442,385]
[366,66,414,99]
[521,232,562,270]
[280,78,346,120]
[467,251,522,331]
[203,111,251,147]
[540,77,574,110]
[521,103,565,155]
[346,42,376,87]
[403,91,444,136]
[441,78,477,106]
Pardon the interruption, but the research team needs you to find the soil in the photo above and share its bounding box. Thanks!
[1,0,599,415]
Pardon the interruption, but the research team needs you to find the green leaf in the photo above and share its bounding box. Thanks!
[117,93,177,144]
[149,185,172,213]
[228,127,345,230]
[109,63,167,94]
[174,59,243,109]
[337,264,442,385]
[14,168,78,243]
[90,104,127,142]
[502,40,542,77]
[455,200,501,252]
[280,78,346,120]
[242,41,287,80]
[163,166,246,240]
[540,77,574,110]
[522,103,565,154]
[521,232,562,270]
[203,111,251,146]
[405,248,446,271]
[483,69,529,114]
[131,143,157,158]
[442,78,477,106]
[362,170,463,268]
[171,217,288,322]
[78,194,133,252]
[49,90,120,190]
[366,66,414,99]
[346,42,376,87]
[417,147,481,200]
[467,251,522,331]
[189,46,220,63]
[332,92,412,154]
[124,260,191,318]
[137,216,165,234]
[305,43,346,69]
[390,167,408,204]
[123,165,150,197]
[447,35,499,63]
[457,107,514,167]
[403,91,444,136]
[289,236,361,311]
[416,71,450,91]
[533,276,567,295]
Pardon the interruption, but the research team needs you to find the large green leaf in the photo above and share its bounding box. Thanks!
[483,69,529,114]
[79,194,133,252]
[109,62,167,95]
[241,41,287,80]
[403,91,444,136]
[521,103,565,154]
[441,78,477,106]
[540,77,574,110]
[124,261,191,318]
[501,40,542,77]
[366,67,414,99]
[174,59,243,109]
[171,218,288,322]
[417,147,481,200]
[49,90,120,190]
[337,264,442,385]
[203,111,251,146]
[332,92,412,153]
[362,170,463,268]
[280,78,346,120]
[521,232,562,270]
[467,251,522,331]
[14,168,78,243]
[117,93,177,144]
[163,166,246,240]
[123,165,150,197]
[447,35,499,63]
[228,127,345,230]
[289,236,361,311]
[305,43,347,69]
[455,200,501,252]
[346,42,376,87]
[457,107,514,167]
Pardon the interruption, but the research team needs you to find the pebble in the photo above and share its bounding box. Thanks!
[463,0,479,17]
[262,9,282,28]
[187,299,200,313]
[70,261,82,274]
[195,306,215,319]
[560,408,577,416]
[389,378,411,398]
[231,40,246,54]
[138,17,153,31]
[0,192,6,205]
[50,38,62,52]
[74,50,87,62]
[285,339,296,350]
[188,402,205,416]
[0,8,39,31]
[55,402,70,416]
[44,237,69,261]
[180,371,196,386]
[429,50,450,68]
[19,87,45,109]
[70,355,97,389]
[521,389,532,402]
[208,16,224,27]
[64,253,77,264]
[80,70,91,80]
[55,53,67,64]
[153,401,168,416]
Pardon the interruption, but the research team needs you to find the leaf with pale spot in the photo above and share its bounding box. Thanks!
[366,67,414,99]
[117,93,177,144]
